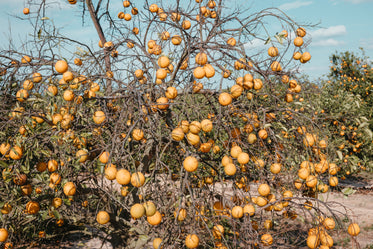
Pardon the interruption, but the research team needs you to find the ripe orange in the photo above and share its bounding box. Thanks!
[323,217,335,230]
[189,121,201,134]
[261,233,273,246]
[174,208,187,221]
[153,238,163,249]
[26,200,40,214]
[243,204,255,216]
[143,201,157,217]
[105,166,117,180]
[132,129,144,141]
[183,156,199,172]
[52,197,63,209]
[224,163,237,176]
[76,149,89,163]
[231,206,243,218]
[93,111,106,125]
[147,211,162,225]
[9,145,23,160]
[116,169,131,185]
[63,182,76,196]
[294,37,304,47]
[219,92,232,106]
[131,172,145,187]
[99,151,110,164]
[185,234,199,248]
[96,210,110,224]
[201,119,213,132]
[130,203,145,219]
[237,152,250,165]
[0,228,8,242]
[258,183,271,196]
[23,7,30,15]
[1,203,12,215]
[55,60,68,73]
[348,223,360,236]
[171,127,184,141]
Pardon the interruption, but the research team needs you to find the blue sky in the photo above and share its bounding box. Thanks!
[1,0,373,80]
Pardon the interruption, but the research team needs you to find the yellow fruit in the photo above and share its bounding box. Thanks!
[52,197,63,209]
[307,234,319,249]
[96,210,110,224]
[183,156,199,172]
[224,163,237,176]
[63,182,76,196]
[258,183,270,196]
[130,203,145,219]
[116,169,131,185]
[0,228,8,242]
[231,206,243,218]
[270,163,281,174]
[348,223,360,236]
[237,152,250,165]
[26,200,40,214]
[261,233,273,246]
[306,175,317,188]
[105,166,117,180]
[99,151,110,164]
[143,201,157,217]
[185,234,199,248]
[131,172,145,187]
[201,119,213,132]
[174,208,187,221]
[243,204,255,216]
[76,149,89,163]
[93,111,106,125]
[230,146,242,158]
[153,238,163,249]
[147,211,162,225]
[171,127,184,141]
[218,92,232,106]
[55,60,68,73]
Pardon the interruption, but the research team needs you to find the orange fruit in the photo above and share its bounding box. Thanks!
[143,201,157,217]
[348,223,360,236]
[261,233,273,246]
[116,169,131,185]
[63,181,76,196]
[105,166,117,180]
[0,228,8,242]
[55,60,68,73]
[258,183,270,196]
[183,156,198,172]
[185,234,199,248]
[93,111,106,125]
[130,203,145,219]
[219,92,232,106]
[131,172,145,187]
[153,238,163,249]
[147,211,162,225]
[26,200,40,214]
[231,206,243,218]
[96,210,110,224]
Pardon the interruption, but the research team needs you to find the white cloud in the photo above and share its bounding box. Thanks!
[278,1,313,11]
[310,25,347,39]
[244,38,266,49]
[360,38,373,49]
[344,0,373,3]
[312,39,345,47]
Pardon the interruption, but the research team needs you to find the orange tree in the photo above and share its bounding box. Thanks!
[0,0,362,248]
[308,49,373,175]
